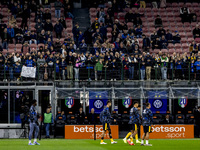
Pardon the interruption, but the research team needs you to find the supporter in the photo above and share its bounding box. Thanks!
[125,10,134,23]
[180,4,190,23]
[140,57,146,80]
[160,54,168,80]
[88,108,98,124]
[105,15,113,27]
[97,8,105,23]
[35,8,44,22]
[44,19,53,32]
[54,39,62,52]
[127,56,135,80]
[194,58,200,80]
[56,111,66,121]
[160,35,168,49]
[157,26,166,38]
[29,38,37,45]
[135,25,142,38]
[54,21,63,38]
[107,2,114,19]
[145,53,152,80]
[59,17,67,29]
[165,29,173,43]
[26,56,35,67]
[95,59,103,80]
[190,10,197,23]
[7,25,15,44]
[46,54,55,80]
[66,52,74,80]
[64,4,74,19]
[99,23,107,41]
[35,19,44,36]
[193,25,200,39]
[134,17,142,27]
[43,9,51,21]
[21,5,30,29]
[9,15,16,26]
[30,0,37,13]
[190,59,196,80]
[13,60,21,81]
[162,114,173,124]
[46,31,53,42]
[38,30,46,44]
[142,34,150,52]
[154,15,162,28]
[54,0,63,19]
[76,107,85,124]
[152,37,161,50]
[37,54,46,80]
[175,57,183,80]
[79,39,87,54]
[72,22,80,44]
[1,28,8,49]
[173,31,181,43]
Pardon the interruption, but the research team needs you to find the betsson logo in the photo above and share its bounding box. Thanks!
[152,126,186,133]
[74,126,103,133]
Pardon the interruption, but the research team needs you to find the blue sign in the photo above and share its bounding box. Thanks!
[148,91,167,114]
[89,91,108,114]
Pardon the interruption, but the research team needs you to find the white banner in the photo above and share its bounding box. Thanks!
[21,66,36,78]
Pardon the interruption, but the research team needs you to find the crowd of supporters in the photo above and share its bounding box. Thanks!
[0,1,200,81]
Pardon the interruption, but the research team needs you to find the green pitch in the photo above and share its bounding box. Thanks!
[0,139,199,150]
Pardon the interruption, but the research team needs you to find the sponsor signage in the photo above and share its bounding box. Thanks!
[122,97,132,108]
[178,97,188,108]
[65,97,75,108]
[140,125,194,139]
[65,125,119,139]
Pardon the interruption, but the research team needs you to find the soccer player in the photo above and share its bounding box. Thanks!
[28,100,40,145]
[141,102,153,146]
[100,100,117,144]
[123,101,141,145]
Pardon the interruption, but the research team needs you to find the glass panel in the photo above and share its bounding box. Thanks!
[10,90,34,124]
[0,90,8,123]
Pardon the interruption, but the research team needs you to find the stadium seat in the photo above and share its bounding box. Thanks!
[176,119,184,124]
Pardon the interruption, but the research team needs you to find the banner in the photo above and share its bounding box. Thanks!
[140,125,194,139]
[148,91,167,114]
[65,125,119,139]
[89,91,108,114]
[21,66,36,78]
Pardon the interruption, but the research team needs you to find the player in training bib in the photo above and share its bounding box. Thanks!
[28,100,40,145]
[123,101,141,145]
[141,102,153,146]
[100,100,117,144]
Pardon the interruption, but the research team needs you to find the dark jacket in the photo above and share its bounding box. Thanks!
[44,22,53,32]
[54,23,63,33]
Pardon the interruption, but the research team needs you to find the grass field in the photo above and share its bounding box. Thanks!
[0,139,199,150]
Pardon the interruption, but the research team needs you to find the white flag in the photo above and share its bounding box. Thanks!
[21,66,36,78]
